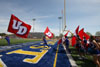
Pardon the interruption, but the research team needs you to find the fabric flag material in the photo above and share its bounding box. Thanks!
[83,32,90,40]
[75,25,79,35]
[57,39,62,45]
[8,14,31,38]
[78,28,84,40]
[71,36,76,47]
[64,30,69,37]
[44,27,53,39]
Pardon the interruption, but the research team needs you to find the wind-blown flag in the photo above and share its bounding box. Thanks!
[78,28,84,40]
[71,36,76,47]
[75,25,79,35]
[64,30,69,37]
[44,27,53,39]
[83,32,90,40]
[8,14,31,38]
[57,39,62,45]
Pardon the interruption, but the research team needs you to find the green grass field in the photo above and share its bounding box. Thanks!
[0,38,41,46]
[69,45,96,67]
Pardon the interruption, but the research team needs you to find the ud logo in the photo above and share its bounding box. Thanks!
[13,19,27,35]
[46,32,52,37]
[8,14,31,38]
[44,27,53,38]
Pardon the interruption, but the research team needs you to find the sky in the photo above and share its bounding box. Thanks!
[0,0,100,36]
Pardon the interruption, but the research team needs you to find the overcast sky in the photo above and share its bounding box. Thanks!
[0,0,100,36]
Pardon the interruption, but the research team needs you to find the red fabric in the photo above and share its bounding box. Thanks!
[44,27,53,39]
[64,30,69,37]
[75,25,79,35]
[81,41,84,45]
[86,44,89,47]
[78,28,84,40]
[7,14,31,38]
[83,32,90,40]
[57,39,62,45]
[71,36,76,47]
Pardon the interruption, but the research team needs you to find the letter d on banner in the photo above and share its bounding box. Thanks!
[17,26,27,35]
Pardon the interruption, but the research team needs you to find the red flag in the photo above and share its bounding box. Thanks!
[57,39,62,45]
[71,36,76,46]
[75,25,79,35]
[44,27,53,39]
[64,30,69,37]
[78,28,84,40]
[8,14,31,38]
[84,32,90,40]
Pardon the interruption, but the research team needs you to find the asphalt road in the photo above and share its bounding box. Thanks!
[0,41,71,67]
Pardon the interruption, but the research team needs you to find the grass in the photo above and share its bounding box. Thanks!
[0,38,41,46]
[69,45,96,67]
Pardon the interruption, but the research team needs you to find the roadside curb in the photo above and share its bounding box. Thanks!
[63,44,78,67]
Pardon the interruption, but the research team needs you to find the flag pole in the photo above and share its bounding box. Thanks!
[64,0,66,32]
[32,19,36,32]
[62,9,64,34]
[58,17,62,36]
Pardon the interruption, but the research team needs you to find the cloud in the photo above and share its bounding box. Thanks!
[0,0,99,36]
[0,19,9,23]
[51,28,59,36]
[69,0,100,4]
[33,15,54,19]
[68,0,100,15]
[67,0,100,29]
